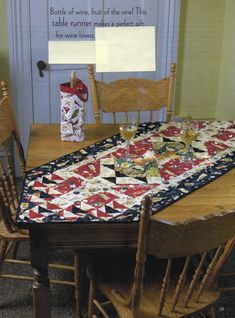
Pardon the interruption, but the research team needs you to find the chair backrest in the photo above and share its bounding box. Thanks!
[0,186,18,234]
[0,80,26,175]
[0,137,22,234]
[88,64,176,124]
[131,196,235,316]
[0,80,26,231]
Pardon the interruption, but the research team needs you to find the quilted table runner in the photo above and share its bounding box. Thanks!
[17,121,235,224]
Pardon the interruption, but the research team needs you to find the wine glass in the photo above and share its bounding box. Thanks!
[180,119,198,162]
[119,117,138,159]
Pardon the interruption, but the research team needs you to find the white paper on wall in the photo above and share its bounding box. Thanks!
[48,41,96,64]
[95,26,156,72]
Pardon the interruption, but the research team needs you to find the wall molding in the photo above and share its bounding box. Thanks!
[7,0,33,151]
[157,0,181,78]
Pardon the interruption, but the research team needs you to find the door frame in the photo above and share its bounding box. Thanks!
[7,0,181,151]
[7,0,33,151]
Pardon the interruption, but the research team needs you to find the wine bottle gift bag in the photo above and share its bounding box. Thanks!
[60,79,88,142]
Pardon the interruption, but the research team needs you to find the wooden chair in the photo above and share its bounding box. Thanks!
[216,238,235,293]
[0,80,26,175]
[87,196,235,318]
[0,169,80,307]
[88,64,176,123]
[0,81,80,314]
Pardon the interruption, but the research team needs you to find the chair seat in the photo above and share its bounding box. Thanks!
[100,283,219,318]
[91,254,220,318]
[0,219,28,240]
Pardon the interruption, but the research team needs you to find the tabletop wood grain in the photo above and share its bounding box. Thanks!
[26,123,119,170]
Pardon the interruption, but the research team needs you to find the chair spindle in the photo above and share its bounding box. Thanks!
[158,258,172,316]
[2,142,19,206]
[196,246,223,302]
[184,251,207,306]
[171,256,191,311]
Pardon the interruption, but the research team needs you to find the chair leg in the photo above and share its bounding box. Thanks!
[87,265,95,318]
[207,306,216,318]
[88,279,95,318]
[5,241,13,257]
[74,252,81,318]
[12,241,20,259]
[0,240,7,271]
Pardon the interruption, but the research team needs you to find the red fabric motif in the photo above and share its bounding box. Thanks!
[112,185,153,198]
[132,139,152,156]
[112,200,128,210]
[205,140,228,156]
[47,202,62,211]
[60,79,88,102]
[54,176,83,193]
[84,192,119,207]
[33,181,47,188]
[161,125,181,137]
[51,174,64,181]
[29,210,45,219]
[160,158,191,181]
[74,160,100,177]
[213,130,235,141]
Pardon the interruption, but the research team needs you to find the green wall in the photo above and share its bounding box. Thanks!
[0,1,9,83]
[175,0,235,120]
[216,0,235,119]
[175,0,225,119]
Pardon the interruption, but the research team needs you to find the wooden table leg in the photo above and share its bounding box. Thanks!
[32,267,51,318]
[29,228,51,318]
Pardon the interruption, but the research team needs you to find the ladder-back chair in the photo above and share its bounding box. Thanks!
[87,196,235,318]
[216,238,235,293]
[0,168,79,310]
[0,80,26,175]
[0,81,80,314]
[88,64,176,124]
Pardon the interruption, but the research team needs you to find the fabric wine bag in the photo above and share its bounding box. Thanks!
[60,79,88,142]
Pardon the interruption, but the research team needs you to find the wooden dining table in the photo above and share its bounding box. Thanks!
[20,122,235,318]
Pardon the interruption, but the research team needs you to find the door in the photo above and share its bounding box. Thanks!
[7,0,181,151]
